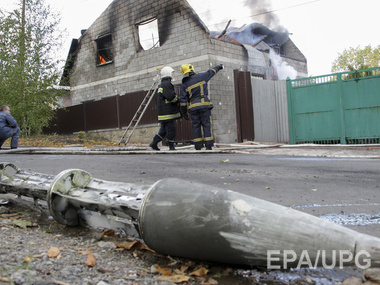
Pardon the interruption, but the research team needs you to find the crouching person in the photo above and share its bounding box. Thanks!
[149,67,181,151]
[0,105,20,150]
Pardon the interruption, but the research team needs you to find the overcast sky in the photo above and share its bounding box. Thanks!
[1,0,379,77]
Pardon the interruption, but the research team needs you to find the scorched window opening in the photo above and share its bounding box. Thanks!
[137,18,160,51]
[96,34,114,66]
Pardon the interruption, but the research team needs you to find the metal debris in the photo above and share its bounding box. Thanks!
[1,162,380,268]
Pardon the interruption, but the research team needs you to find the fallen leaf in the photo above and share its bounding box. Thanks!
[47,246,60,258]
[131,241,150,250]
[13,219,33,229]
[85,250,96,267]
[265,186,271,190]
[180,265,189,273]
[114,240,151,251]
[24,256,32,262]
[102,229,115,236]
[342,277,362,285]
[114,240,138,250]
[205,277,219,284]
[312,188,318,192]
[190,267,209,277]
[160,274,190,283]
[235,179,239,182]
[156,267,173,276]
[0,213,20,219]
[220,159,230,163]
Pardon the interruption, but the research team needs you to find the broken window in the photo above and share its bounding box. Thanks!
[95,33,113,65]
[137,18,160,50]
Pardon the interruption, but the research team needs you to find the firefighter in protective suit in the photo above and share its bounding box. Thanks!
[179,63,223,150]
[149,67,181,151]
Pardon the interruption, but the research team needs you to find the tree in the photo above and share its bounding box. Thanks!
[331,45,380,73]
[0,0,64,135]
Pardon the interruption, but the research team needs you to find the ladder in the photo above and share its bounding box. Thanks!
[118,75,160,146]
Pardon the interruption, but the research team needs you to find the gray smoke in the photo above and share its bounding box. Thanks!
[242,0,288,33]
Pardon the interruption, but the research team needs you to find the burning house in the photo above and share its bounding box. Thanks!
[61,0,307,144]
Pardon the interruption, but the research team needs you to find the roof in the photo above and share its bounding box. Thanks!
[210,22,290,47]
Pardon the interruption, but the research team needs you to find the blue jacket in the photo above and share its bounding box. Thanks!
[180,65,223,112]
[0,111,19,138]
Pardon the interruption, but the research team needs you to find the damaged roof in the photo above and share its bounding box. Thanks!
[210,22,290,48]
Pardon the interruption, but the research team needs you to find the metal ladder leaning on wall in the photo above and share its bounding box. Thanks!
[118,74,160,146]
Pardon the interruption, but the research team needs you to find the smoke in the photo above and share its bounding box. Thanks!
[269,49,297,80]
[242,0,288,33]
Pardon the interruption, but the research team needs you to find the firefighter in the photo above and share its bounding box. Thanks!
[149,67,181,151]
[179,63,223,150]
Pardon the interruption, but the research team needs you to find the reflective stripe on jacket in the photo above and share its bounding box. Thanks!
[157,78,181,122]
[180,66,222,111]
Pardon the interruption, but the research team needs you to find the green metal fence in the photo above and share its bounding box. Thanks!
[287,67,380,144]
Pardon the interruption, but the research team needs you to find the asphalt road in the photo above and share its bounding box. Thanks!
[1,152,380,238]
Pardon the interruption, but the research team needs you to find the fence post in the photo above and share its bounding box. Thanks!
[82,100,94,133]
[286,77,295,144]
[337,74,347,144]
[116,94,121,129]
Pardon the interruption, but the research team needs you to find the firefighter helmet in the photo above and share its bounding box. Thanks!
[180,64,195,76]
[160,66,174,79]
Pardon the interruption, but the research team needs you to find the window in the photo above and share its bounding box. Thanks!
[95,33,113,65]
[137,18,160,50]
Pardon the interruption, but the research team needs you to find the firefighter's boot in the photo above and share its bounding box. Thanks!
[168,142,176,151]
[149,135,161,151]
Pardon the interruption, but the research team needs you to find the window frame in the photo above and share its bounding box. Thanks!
[136,18,160,51]
[95,33,114,66]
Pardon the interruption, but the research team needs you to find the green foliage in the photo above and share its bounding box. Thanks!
[331,45,380,73]
[0,0,65,135]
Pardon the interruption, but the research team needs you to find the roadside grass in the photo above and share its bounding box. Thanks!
[16,133,119,148]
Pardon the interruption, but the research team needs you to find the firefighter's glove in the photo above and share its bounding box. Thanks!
[180,106,188,118]
[181,107,189,120]
[216,64,224,71]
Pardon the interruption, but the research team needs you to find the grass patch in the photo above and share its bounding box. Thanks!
[17,133,119,148]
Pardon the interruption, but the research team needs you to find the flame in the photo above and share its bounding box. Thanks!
[99,54,106,64]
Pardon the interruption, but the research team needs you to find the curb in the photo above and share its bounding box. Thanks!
[1,143,380,159]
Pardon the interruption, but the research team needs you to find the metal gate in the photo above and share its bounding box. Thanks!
[287,67,380,144]
[234,70,254,142]
[251,78,288,143]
